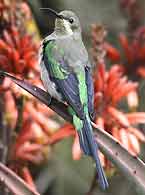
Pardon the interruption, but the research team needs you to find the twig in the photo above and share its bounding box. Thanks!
[0,163,40,195]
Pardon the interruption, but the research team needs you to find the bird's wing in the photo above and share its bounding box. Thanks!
[43,39,94,119]
[85,65,95,120]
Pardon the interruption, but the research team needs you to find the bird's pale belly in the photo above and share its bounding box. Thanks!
[40,61,63,101]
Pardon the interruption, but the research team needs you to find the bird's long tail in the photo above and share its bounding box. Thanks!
[73,114,108,190]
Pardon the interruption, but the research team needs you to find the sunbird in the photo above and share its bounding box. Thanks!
[39,8,108,189]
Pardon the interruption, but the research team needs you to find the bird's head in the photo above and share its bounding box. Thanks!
[40,8,81,35]
[56,10,81,34]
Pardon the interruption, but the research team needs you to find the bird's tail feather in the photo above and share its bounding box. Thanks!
[78,116,108,190]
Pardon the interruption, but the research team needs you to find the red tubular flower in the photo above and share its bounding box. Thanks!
[21,167,37,192]
[105,31,145,79]
[8,100,52,191]
[49,124,75,145]
[94,63,138,107]
[0,0,39,76]
[49,124,82,160]
[46,123,83,161]
[94,63,145,157]
[104,43,120,62]
[0,26,38,75]
[0,1,44,189]
[105,0,145,80]
[24,101,59,135]
[12,99,59,165]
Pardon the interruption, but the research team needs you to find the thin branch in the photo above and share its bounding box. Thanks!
[0,71,71,122]
[0,163,40,195]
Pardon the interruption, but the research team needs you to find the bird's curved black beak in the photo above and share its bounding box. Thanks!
[40,8,63,19]
[40,8,69,21]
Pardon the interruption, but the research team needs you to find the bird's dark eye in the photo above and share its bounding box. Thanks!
[69,18,74,24]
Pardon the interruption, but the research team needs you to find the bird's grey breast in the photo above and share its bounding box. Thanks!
[55,34,89,70]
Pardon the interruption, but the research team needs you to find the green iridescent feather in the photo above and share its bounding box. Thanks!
[44,41,68,80]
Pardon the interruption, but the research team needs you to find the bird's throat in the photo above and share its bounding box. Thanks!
[55,19,73,35]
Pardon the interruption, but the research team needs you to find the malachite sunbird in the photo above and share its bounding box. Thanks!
[39,8,108,189]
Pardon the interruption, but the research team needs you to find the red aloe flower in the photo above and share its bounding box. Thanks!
[94,63,138,107]
[9,98,58,189]
[90,23,145,169]
[94,63,145,158]
[105,31,145,79]
[105,0,145,80]
[0,26,38,74]
[0,0,39,75]
[11,99,59,165]
[0,1,41,189]
[49,124,82,160]
[21,166,37,191]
